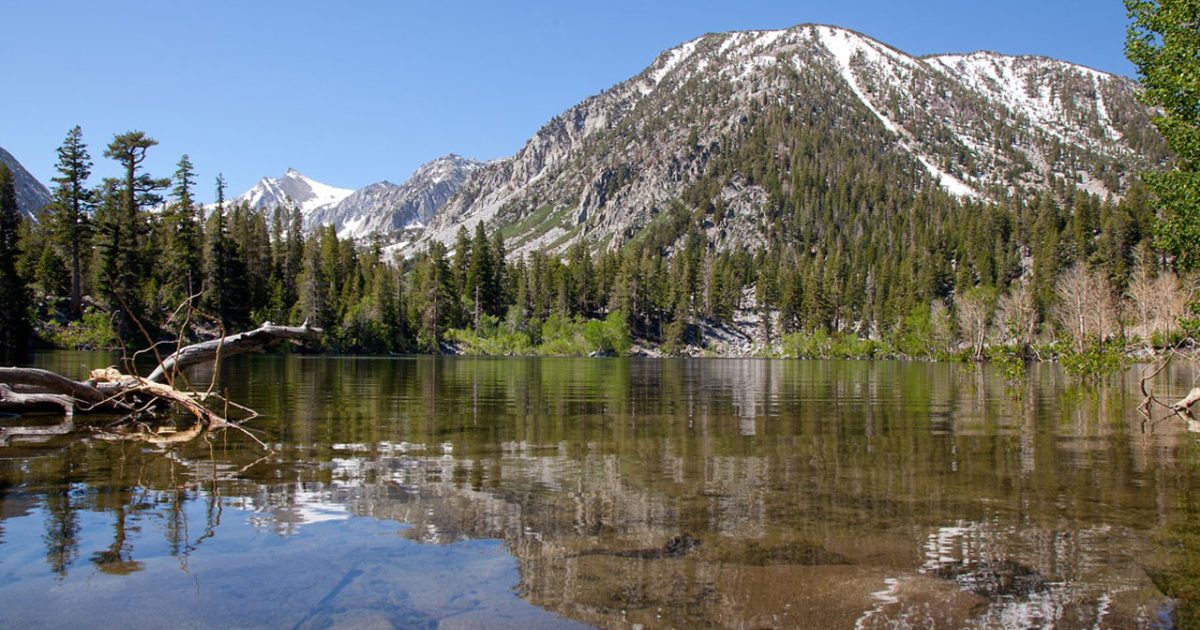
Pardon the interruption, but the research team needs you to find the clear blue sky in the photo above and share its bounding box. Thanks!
[2,0,1136,203]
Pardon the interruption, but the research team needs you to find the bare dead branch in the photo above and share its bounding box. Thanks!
[145,321,321,384]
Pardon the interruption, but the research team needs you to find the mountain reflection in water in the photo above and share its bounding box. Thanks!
[2,354,1200,628]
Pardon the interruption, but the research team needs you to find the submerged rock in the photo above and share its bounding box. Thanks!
[929,559,1049,599]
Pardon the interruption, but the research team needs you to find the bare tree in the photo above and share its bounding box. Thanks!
[1053,264,1118,352]
[955,286,997,360]
[1127,259,1188,349]
[991,280,1038,352]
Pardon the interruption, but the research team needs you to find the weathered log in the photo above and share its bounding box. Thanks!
[0,322,320,447]
[1173,387,1200,413]
[145,322,321,384]
[0,367,107,405]
[0,384,76,416]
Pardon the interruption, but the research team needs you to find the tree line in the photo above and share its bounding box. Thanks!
[0,113,1189,361]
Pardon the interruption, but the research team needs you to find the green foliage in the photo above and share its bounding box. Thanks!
[780,330,884,360]
[447,310,631,357]
[0,164,32,350]
[47,125,95,318]
[536,313,593,356]
[893,305,936,358]
[445,314,535,356]
[989,345,1028,383]
[45,306,118,350]
[1152,326,1188,349]
[1059,337,1130,380]
[584,311,633,356]
[1127,1,1200,270]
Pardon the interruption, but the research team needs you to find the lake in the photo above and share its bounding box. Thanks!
[2,353,1199,628]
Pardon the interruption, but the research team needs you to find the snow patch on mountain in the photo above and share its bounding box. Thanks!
[817,27,901,134]
[816,26,979,198]
[235,168,353,217]
[310,154,482,239]
[651,38,700,84]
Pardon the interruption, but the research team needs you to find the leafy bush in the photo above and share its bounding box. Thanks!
[445,314,535,355]
[583,311,632,356]
[446,311,631,357]
[1151,328,1187,350]
[781,330,882,359]
[989,345,1027,383]
[1059,337,1129,380]
[45,306,119,350]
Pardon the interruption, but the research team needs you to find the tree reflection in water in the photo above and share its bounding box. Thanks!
[0,354,1199,628]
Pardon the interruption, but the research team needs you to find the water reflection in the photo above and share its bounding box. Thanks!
[2,355,1200,628]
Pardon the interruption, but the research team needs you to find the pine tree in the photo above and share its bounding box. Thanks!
[296,233,333,333]
[490,230,507,315]
[0,164,31,350]
[99,131,168,328]
[466,222,494,329]
[204,175,248,328]
[166,154,202,303]
[414,241,456,352]
[47,126,94,318]
[452,224,471,299]
[282,204,304,308]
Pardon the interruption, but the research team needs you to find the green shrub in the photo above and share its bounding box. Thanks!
[45,306,119,350]
[989,345,1027,383]
[446,311,631,357]
[1060,337,1129,380]
[1151,328,1187,350]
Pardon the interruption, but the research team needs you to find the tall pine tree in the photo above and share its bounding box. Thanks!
[0,164,31,350]
[47,126,94,318]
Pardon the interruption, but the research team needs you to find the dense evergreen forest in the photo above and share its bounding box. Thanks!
[0,120,1187,369]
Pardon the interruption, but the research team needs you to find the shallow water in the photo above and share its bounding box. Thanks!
[2,354,1200,628]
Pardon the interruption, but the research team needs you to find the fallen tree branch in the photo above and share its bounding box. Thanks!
[1174,387,1200,416]
[0,367,109,406]
[0,319,322,447]
[145,321,321,384]
[0,384,76,417]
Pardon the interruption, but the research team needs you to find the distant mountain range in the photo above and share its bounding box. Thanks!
[1,23,1165,256]
[234,155,481,240]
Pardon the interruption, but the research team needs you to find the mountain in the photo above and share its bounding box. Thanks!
[414,24,1164,256]
[233,168,354,219]
[0,146,52,219]
[308,154,482,239]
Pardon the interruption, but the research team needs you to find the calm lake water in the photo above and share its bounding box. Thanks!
[3,354,1200,628]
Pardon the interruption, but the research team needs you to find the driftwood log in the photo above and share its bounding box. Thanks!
[0,322,321,446]
[1173,388,1200,414]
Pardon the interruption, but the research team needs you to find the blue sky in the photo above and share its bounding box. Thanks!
[2,1,1136,202]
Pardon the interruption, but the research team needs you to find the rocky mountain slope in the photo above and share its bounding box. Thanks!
[0,146,53,219]
[413,24,1164,257]
[308,154,482,239]
[233,155,481,239]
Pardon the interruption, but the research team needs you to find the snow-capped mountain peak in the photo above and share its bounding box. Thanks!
[234,169,354,216]
[308,154,483,239]
[415,22,1163,256]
